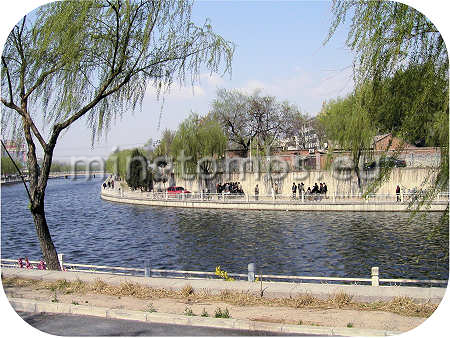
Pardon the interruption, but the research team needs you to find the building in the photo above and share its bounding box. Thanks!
[372,133,416,151]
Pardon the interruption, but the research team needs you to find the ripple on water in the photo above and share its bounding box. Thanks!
[1,178,448,280]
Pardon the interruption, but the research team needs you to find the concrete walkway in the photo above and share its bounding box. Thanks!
[101,190,449,212]
[3,268,445,336]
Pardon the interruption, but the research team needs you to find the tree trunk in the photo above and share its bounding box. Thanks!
[31,202,60,270]
[355,166,362,190]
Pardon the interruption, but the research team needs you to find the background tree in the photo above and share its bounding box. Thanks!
[364,62,448,147]
[211,88,303,156]
[126,148,148,191]
[1,156,23,175]
[319,88,376,189]
[170,112,226,186]
[1,0,234,269]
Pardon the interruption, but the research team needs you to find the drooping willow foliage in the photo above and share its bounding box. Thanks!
[1,0,234,269]
[326,0,448,240]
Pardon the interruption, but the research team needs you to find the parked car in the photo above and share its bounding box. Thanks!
[379,157,406,168]
[167,186,191,197]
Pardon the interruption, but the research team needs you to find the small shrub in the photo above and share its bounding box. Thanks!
[215,266,234,281]
[201,308,209,317]
[71,300,79,305]
[51,293,59,303]
[181,284,194,297]
[347,322,353,328]
[297,320,303,325]
[144,303,157,313]
[184,307,195,316]
[329,291,353,308]
[214,307,231,318]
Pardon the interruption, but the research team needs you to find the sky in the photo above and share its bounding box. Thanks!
[0,0,449,164]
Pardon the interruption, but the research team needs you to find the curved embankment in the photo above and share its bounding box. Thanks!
[100,190,448,212]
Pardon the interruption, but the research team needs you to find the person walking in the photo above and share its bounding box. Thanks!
[292,182,297,199]
[255,184,259,201]
[396,185,401,202]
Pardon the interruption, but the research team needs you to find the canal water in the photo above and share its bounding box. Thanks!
[1,177,448,280]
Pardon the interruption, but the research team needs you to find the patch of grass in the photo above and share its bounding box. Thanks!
[297,320,303,325]
[328,292,353,308]
[347,322,353,328]
[214,307,231,318]
[184,306,195,316]
[292,293,319,308]
[144,303,157,313]
[201,308,209,317]
[71,300,80,305]
[2,276,438,318]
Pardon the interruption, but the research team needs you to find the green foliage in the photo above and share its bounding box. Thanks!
[365,62,448,147]
[126,148,149,191]
[1,156,22,175]
[184,307,195,316]
[327,0,448,229]
[215,266,234,281]
[50,161,71,173]
[214,307,231,319]
[201,308,209,317]
[153,129,176,158]
[105,148,134,178]
[144,303,157,313]
[170,113,227,177]
[319,88,376,188]
[1,0,234,269]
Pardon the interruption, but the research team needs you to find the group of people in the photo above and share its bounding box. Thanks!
[216,181,244,194]
[102,174,121,190]
[291,182,328,199]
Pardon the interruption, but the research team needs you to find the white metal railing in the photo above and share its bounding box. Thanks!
[101,187,449,204]
[1,257,447,287]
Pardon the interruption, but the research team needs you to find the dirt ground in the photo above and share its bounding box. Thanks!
[3,284,427,333]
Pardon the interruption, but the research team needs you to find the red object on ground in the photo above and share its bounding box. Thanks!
[167,186,191,196]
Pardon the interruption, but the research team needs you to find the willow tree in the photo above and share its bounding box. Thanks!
[171,112,227,186]
[319,89,376,189]
[326,0,448,212]
[1,0,234,270]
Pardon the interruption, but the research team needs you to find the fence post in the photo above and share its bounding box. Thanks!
[371,267,379,286]
[333,191,336,202]
[144,260,151,277]
[248,263,255,282]
[201,191,203,200]
[58,253,64,271]
[301,190,304,203]
[400,190,404,202]
[247,194,250,203]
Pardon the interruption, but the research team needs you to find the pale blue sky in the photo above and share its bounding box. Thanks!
[0,0,448,161]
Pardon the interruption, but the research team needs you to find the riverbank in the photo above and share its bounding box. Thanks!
[2,268,445,335]
[100,189,449,212]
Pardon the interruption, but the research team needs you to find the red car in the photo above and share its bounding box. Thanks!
[167,186,191,197]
